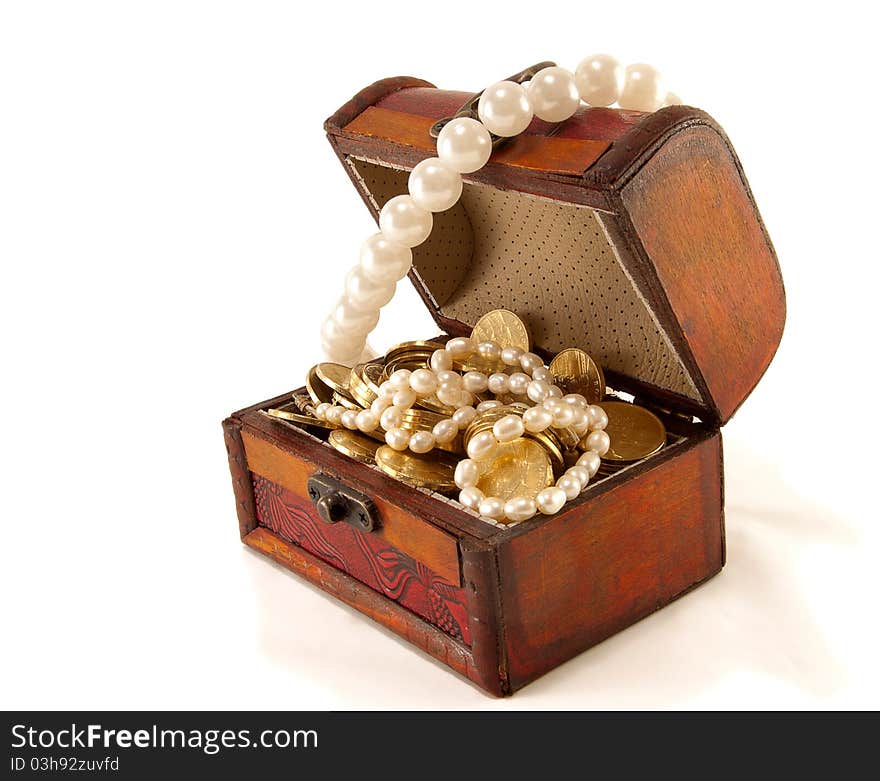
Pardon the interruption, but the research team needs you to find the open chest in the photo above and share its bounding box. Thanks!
[223,73,785,696]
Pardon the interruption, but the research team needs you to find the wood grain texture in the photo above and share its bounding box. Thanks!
[241,429,462,586]
[498,431,724,692]
[343,106,610,176]
[619,125,785,422]
[244,527,492,693]
[222,417,258,539]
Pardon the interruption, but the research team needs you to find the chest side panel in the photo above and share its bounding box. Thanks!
[498,432,724,690]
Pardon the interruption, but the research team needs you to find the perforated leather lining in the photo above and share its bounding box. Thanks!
[347,157,699,400]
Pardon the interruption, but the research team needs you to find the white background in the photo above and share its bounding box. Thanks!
[2,1,878,709]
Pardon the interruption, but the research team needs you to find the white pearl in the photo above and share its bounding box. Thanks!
[359,233,413,284]
[475,400,502,412]
[478,81,533,137]
[321,315,362,346]
[526,66,580,123]
[453,388,471,407]
[436,382,462,407]
[556,473,581,500]
[587,405,608,430]
[378,381,396,398]
[459,486,485,510]
[552,404,576,428]
[462,371,489,393]
[564,393,589,407]
[321,336,364,365]
[385,427,410,451]
[536,486,567,515]
[567,465,590,490]
[454,458,480,489]
[331,296,380,334]
[575,54,624,107]
[573,408,590,436]
[378,195,433,248]
[585,429,611,456]
[408,430,436,454]
[547,385,563,398]
[577,449,602,477]
[324,406,344,425]
[531,366,552,382]
[380,406,404,430]
[507,372,530,395]
[393,388,417,408]
[501,346,524,366]
[432,419,459,445]
[664,92,682,107]
[408,157,463,212]
[520,352,543,372]
[430,349,453,372]
[478,496,506,520]
[435,370,461,387]
[355,410,379,432]
[452,406,477,426]
[476,340,501,361]
[493,414,525,443]
[387,369,412,389]
[370,395,392,416]
[409,368,438,395]
[341,410,359,430]
[504,496,538,522]
[522,406,553,433]
[488,373,510,395]
[619,64,665,112]
[436,117,493,174]
[345,267,396,310]
[542,397,565,416]
[445,337,475,359]
[467,430,498,460]
[315,402,331,420]
[526,380,551,403]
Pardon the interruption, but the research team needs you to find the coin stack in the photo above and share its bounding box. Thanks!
[265,310,669,524]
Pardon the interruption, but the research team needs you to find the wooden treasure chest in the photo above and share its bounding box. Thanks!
[222,70,785,696]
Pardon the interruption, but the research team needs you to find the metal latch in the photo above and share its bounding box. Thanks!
[307,473,380,533]
[429,61,556,145]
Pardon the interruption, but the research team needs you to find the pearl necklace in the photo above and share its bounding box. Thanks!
[319,55,677,364]
[314,338,611,523]
[317,55,674,523]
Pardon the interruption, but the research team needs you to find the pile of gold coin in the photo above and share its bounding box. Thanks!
[264,309,670,516]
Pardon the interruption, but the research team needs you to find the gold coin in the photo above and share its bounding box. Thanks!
[375,446,458,492]
[475,438,553,503]
[470,309,531,352]
[328,429,380,464]
[549,348,606,404]
[315,362,353,395]
[383,340,445,365]
[349,362,384,407]
[263,407,336,429]
[601,401,667,462]
[306,365,335,406]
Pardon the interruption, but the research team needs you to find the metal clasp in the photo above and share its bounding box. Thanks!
[429,61,555,146]
[307,472,379,533]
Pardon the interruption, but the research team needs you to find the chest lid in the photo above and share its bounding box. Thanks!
[324,74,785,425]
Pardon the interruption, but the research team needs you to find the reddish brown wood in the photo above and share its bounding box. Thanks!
[241,428,462,586]
[244,527,492,693]
[619,126,786,422]
[343,106,611,176]
[223,417,258,539]
[497,431,724,691]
